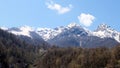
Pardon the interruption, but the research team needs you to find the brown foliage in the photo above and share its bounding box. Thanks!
[36,45,120,68]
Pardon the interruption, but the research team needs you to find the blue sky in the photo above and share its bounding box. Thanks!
[0,0,120,31]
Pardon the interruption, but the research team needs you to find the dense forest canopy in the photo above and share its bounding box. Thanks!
[36,46,120,68]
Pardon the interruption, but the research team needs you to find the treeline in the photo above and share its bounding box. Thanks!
[36,45,120,68]
[0,29,40,68]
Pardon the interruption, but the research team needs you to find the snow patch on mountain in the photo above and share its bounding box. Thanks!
[67,23,79,28]
[9,26,34,38]
[0,27,8,30]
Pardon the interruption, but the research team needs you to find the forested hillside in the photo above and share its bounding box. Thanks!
[36,46,120,68]
[0,29,40,68]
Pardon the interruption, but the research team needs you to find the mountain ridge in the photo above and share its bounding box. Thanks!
[0,23,120,47]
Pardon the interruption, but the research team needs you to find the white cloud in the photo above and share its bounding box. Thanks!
[78,13,95,27]
[46,1,72,14]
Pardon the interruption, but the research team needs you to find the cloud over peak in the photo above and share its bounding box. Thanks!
[78,13,95,27]
[46,1,73,14]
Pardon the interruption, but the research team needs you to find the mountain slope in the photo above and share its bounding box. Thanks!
[1,26,50,47]
[0,29,39,68]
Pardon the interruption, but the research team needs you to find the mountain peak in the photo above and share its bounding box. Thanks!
[96,24,110,31]
[93,24,120,43]
[20,25,34,31]
[67,23,79,28]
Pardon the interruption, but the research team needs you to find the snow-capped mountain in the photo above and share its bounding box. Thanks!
[0,23,120,48]
[93,24,120,43]
[0,26,34,38]
[46,23,119,47]
[7,26,34,38]
[36,27,64,41]
[0,26,49,46]
[36,23,92,41]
